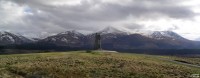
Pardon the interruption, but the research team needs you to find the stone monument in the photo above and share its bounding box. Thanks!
[94,33,102,50]
[93,33,117,53]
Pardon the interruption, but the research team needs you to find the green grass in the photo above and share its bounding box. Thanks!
[0,51,199,78]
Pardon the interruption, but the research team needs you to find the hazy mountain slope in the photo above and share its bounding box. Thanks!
[0,32,32,45]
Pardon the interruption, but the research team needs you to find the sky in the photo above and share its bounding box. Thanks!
[0,0,200,40]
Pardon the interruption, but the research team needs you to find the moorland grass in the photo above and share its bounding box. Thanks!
[0,51,199,78]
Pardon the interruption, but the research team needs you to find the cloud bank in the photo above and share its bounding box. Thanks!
[0,0,200,40]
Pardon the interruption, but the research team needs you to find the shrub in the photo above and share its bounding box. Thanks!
[86,50,92,53]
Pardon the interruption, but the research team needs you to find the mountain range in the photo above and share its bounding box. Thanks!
[0,27,200,51]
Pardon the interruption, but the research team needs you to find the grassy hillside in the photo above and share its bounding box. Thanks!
[0,51,199,78]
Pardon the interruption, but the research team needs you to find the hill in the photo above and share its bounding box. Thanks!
[0,51,199,78]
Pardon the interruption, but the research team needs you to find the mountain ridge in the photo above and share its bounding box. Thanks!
[0,27,199,50]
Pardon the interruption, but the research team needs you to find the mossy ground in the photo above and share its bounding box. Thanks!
[0,51,199,78]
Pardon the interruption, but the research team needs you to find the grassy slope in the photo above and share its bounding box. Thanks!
[0,51,199,78]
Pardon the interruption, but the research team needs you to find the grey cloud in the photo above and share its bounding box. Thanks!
[167,25,179,31]
[124,23,145,30]
[11,0,196,21]
[0,0,198,38]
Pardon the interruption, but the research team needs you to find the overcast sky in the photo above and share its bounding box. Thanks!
[0,0,200,40]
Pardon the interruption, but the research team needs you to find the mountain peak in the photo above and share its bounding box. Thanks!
[148,31,186,40]
[58,30,83,35]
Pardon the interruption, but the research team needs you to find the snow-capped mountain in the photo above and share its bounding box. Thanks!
[57,30,84,37]
[89,27,199,49]
[40,30,87,47]
[96,26,186,41]
[0,31,32,45]
[94,27,186,42]
[147,31,187,40]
